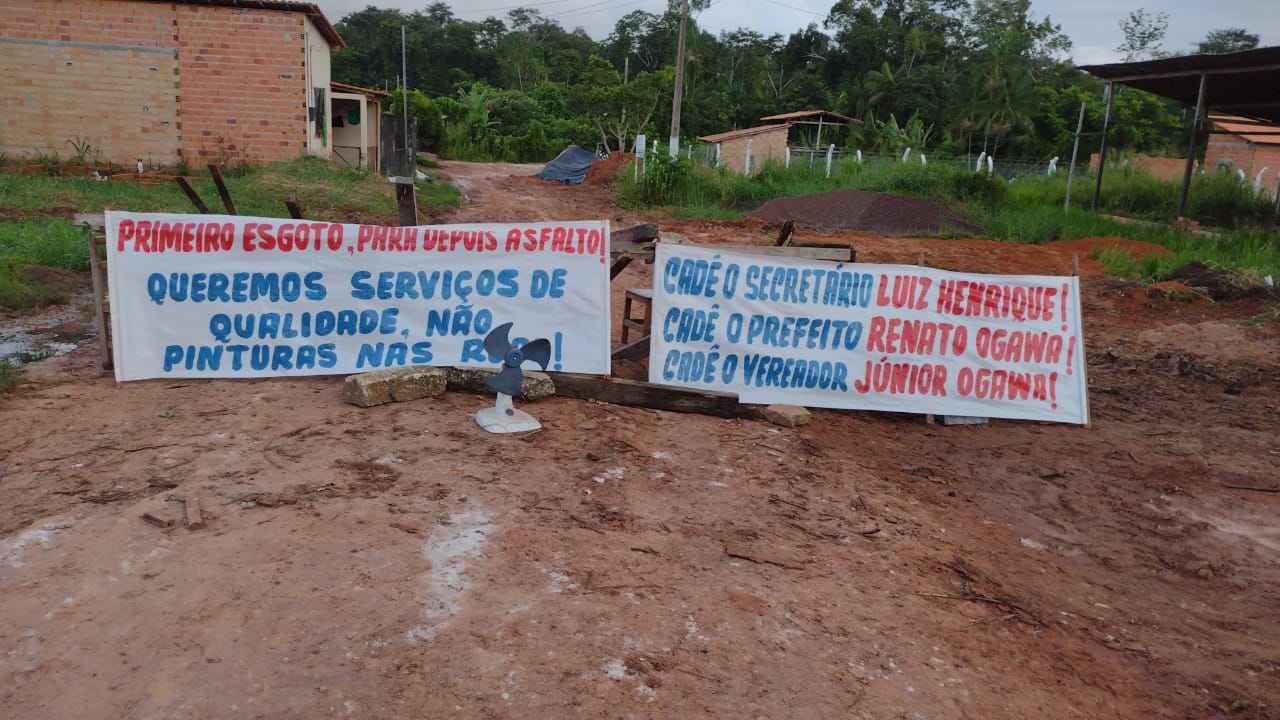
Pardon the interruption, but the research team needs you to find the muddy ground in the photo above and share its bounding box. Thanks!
[2,161,1278,719]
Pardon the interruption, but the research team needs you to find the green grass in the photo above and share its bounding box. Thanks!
[415,170,463,211]
[0,258,75,309]
[0,155,468,310]
[0,220,91,270]
[617,155,1280,283]
[617,156,1003,215]
[0,358,21,394]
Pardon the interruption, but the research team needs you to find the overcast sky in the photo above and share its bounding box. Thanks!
[314,0,1278,66]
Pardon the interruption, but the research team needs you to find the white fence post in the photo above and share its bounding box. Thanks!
[856,149,862,164]
[825,143,834,178]
[986,154,994,177]
[785,147,791,168]
[634,134,646,180]
[920,153,927,165]
[744,139,753,176]
[715,143,722,167]
[976,152,986,173]
[902,147,911,163]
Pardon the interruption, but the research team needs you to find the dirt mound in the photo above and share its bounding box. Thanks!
[584,152,632,186]
[1045,236,1174,262]
[748,190,980,236]
[1163,262,1279,301]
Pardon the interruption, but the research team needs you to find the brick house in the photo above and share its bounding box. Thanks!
[0,0,346,168]
[1205,115,1280,197]
[698,125,790,175]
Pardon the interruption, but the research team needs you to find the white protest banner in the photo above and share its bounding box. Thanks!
[650,244,1088,424]
[105,212,611,381]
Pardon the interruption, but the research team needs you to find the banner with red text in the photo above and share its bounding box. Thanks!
[650,244,1088,424]
[105,212,611,381]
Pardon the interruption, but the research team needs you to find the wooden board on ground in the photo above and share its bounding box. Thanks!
[548,372,754,419]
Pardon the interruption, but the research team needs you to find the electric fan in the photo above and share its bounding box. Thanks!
[475,322,552,433]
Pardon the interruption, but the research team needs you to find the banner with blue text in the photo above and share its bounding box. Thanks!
[105,212,611,381]
[650,244,1088,424]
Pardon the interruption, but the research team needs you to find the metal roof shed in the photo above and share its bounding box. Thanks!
[759,110,854,150]
[1079,47,1280,217]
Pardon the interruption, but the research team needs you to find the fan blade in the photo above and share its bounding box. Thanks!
[484,364,525,397]
[520,338,552,370]
[483,322,514,360]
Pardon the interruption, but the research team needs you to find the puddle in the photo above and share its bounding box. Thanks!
[0,330,81,365]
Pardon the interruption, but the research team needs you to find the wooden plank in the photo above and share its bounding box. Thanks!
[717,244,854,261]
[611,237,657,261]
[609,254,634,280]
[547,372,753,419]
[608,241,852,264]
[174,177,212,214]
[775,219,795,246]
[610,335,650,362]
[284,196,305,220]
[208,164,237,215]
[86,231,113,370]
[74,212,105,229]
[613,222,660,244]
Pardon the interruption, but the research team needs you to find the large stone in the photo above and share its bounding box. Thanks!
[342,366,448,407]
[444,366,556,402]
[762,404,811,427]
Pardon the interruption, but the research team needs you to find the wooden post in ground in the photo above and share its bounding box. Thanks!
[395,179,418,226]
[174,177,211,214]
[208,164,237,215]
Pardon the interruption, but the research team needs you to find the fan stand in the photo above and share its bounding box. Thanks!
[475,392,541,434]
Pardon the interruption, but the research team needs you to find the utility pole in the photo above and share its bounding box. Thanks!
[401,25,411,176]
[667,0,688,159]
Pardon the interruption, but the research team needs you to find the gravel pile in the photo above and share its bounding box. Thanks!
[749,190,980,236]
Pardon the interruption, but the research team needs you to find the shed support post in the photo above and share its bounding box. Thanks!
[1091,82,1115,212]
[1064,102,1086,213]
[1177,73,1209,218]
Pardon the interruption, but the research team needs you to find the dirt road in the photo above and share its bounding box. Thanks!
[1,162,1278,719]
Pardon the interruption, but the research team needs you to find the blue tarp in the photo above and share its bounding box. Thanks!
[537,145,598,185]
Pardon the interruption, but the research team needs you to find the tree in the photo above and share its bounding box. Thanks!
[1116,8,1168,62]
[1194,28,1260,55]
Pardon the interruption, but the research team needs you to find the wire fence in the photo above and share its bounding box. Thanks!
[669,140,1087,183]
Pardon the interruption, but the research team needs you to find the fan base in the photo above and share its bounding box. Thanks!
[476,394,540,433]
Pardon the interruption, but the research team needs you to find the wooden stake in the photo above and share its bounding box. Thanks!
[174,177,211,214]
[395,179,418,226]
[208,164,237,215]
[284,196,304,219]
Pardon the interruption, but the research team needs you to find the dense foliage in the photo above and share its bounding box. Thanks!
[330,1,1237,164]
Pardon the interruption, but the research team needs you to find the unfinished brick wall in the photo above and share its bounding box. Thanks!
[1205,135,1280,198]
[719,129,789,175]
[172,4,308,164]
[0,0,179,165]
[0,0,316,168]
